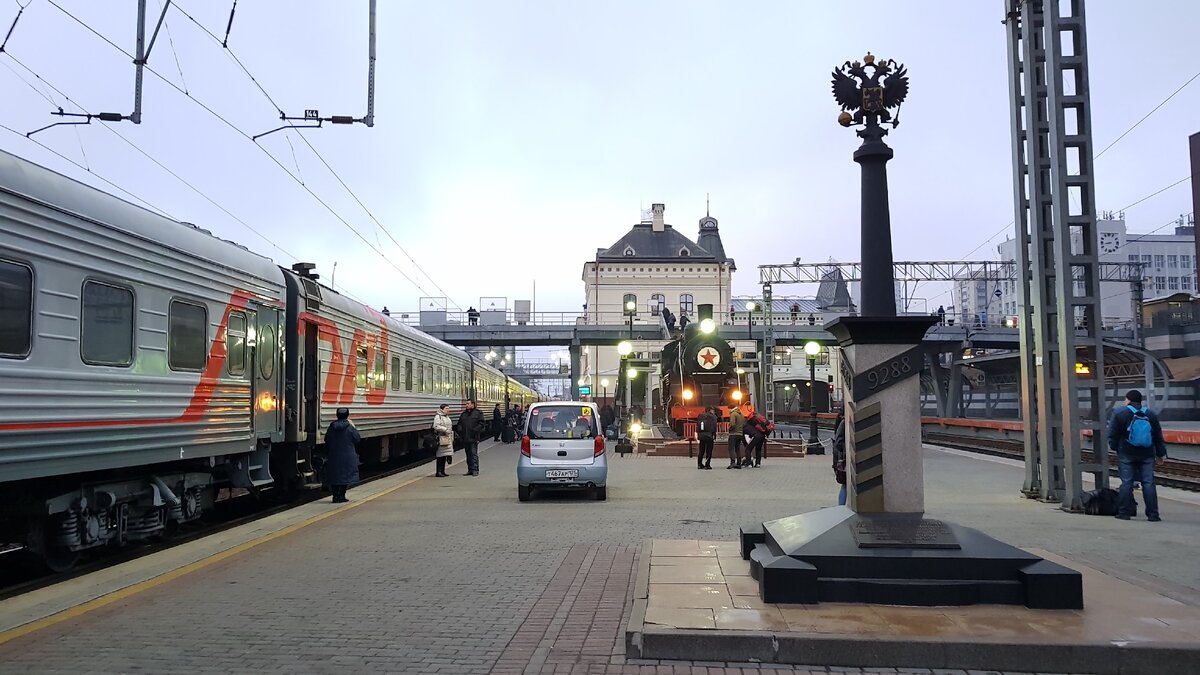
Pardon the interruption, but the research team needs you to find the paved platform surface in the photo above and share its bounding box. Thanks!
[1,440,1198,674]
[634,540,1198,673]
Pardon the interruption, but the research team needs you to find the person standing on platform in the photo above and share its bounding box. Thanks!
[662,307,676,335]
[1107,390,1167,521]
[433,404,454,477]
[507,404,523,442]
[790,303,800,323]
[457,399,487,476]
[492,403,503,442]
[600,403,616,435]
[696,407,716,470]
[678,313,689,332]
[324,407,361,503]
[727,405,746,469]
[743,409,772,468]
[832,406,847,505]
[937,305,946,325]
[467,307,479,325]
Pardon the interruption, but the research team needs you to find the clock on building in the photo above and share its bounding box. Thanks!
[1099,232,1120,254]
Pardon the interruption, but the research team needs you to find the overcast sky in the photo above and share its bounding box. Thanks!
[2,1,1197,317]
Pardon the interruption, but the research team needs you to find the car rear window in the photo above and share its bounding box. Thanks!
[528,405,598,439]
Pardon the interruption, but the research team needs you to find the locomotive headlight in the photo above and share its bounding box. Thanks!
[682,388,694,401]
[699,318,715,334]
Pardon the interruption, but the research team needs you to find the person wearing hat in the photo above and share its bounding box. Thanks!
[324,407,362,503]
[1106,389,1168,521]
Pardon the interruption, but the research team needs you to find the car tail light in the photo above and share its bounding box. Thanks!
[594,436,605,457]
[521,436,531,457]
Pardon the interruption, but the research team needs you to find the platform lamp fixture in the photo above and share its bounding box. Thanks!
[600,378,610,407]
[623,294,637,338]
[617,340,633,426]
[804,341,822,453]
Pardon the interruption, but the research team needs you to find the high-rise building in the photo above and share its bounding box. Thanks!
[996,215,1196,330]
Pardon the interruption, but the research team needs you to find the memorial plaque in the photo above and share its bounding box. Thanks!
[851,517,960,549]
[850,344,925,400]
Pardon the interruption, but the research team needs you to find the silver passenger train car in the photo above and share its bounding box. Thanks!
[0,150,539,568]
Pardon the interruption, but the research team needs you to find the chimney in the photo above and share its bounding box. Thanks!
[652,203,665,232]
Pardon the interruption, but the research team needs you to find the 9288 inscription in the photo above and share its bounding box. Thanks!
[851,344,924,400]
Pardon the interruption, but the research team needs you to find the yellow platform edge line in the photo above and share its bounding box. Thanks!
[0,470,428,646]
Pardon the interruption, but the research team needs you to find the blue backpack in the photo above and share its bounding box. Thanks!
[1125,405,1153,448]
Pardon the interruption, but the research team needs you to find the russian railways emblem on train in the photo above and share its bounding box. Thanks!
[697,347,720,370]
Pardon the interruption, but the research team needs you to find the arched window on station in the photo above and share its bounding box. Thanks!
[650,294,665,316]
[679,293,694,316]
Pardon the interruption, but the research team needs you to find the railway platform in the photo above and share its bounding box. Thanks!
[1,440,1198,674]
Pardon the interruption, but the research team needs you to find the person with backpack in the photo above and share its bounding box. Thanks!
[695,406,717,470]
[1106,389,1167,521]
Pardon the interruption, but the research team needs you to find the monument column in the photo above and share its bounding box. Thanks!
[737,53,1081,610]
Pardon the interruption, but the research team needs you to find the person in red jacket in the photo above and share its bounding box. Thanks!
[742,411,773,468]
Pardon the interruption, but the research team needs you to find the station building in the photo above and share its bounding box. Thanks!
[579,203,733,407]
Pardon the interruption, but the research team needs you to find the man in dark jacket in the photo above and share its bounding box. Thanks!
[492,404,503,442]
[743,411,771,468]
[695,407,717,470]
[1107,389,1168,521]
[832,406,847,505]
[600,403,616,435]
[458,399,487,476]
[324,407,361,503]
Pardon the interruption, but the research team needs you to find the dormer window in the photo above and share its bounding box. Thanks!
[624,247,636,256]
[679,248,690,257]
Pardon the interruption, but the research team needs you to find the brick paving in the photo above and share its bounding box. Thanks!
[1,441,1195,674]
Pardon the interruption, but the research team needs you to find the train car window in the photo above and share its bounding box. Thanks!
[391,356,401,391]
[426,364,434,394]
[259,322,276,379]
[356,345,368,390]
[168,300,207,371]
[80,281,135,367]
[0,259,33,358]
[374,352,385,389]
[226,312,247,376]
[417,361,425,392]
[405,359,413,391]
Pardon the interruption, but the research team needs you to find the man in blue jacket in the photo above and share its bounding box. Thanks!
[1106,390,1167,521]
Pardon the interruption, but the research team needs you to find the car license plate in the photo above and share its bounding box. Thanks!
[545,469,578,479]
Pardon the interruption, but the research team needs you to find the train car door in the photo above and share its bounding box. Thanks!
[253,307,283,440]
[301,318,319,441]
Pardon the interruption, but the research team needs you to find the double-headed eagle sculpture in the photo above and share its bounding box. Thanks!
[831,53,909,128]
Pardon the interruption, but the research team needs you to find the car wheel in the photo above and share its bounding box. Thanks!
[518,485,531,502]
[594,486,607,501]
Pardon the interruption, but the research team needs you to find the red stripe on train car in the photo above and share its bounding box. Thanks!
[0,290,254,432]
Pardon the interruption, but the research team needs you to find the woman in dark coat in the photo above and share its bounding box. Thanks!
[492,404,503,442]
[324,407,361,503]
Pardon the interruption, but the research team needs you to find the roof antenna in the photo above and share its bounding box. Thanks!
[706,193,710,217]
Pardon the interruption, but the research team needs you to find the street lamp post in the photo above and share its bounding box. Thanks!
[745,301,756,340]
[601,378,609,407]
[804,341,822,454]
[617,340,632,427]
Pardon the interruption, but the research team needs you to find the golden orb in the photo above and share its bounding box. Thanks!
[838,111,853,127]
[863,52,875,64]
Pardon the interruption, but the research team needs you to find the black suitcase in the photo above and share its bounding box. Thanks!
[502,427,515,443]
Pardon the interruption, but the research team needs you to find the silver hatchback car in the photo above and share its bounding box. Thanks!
[517,401,608,501]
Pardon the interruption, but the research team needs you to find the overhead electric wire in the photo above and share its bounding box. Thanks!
[2,52,305,266]
[955,65,1200,266]
[46,0,435,304]
[168,0,462,310]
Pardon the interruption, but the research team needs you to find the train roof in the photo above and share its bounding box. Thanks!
[0,149,282,285]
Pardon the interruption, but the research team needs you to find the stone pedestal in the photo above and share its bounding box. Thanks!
[829,316,934,513]
[738,316,1082,609]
